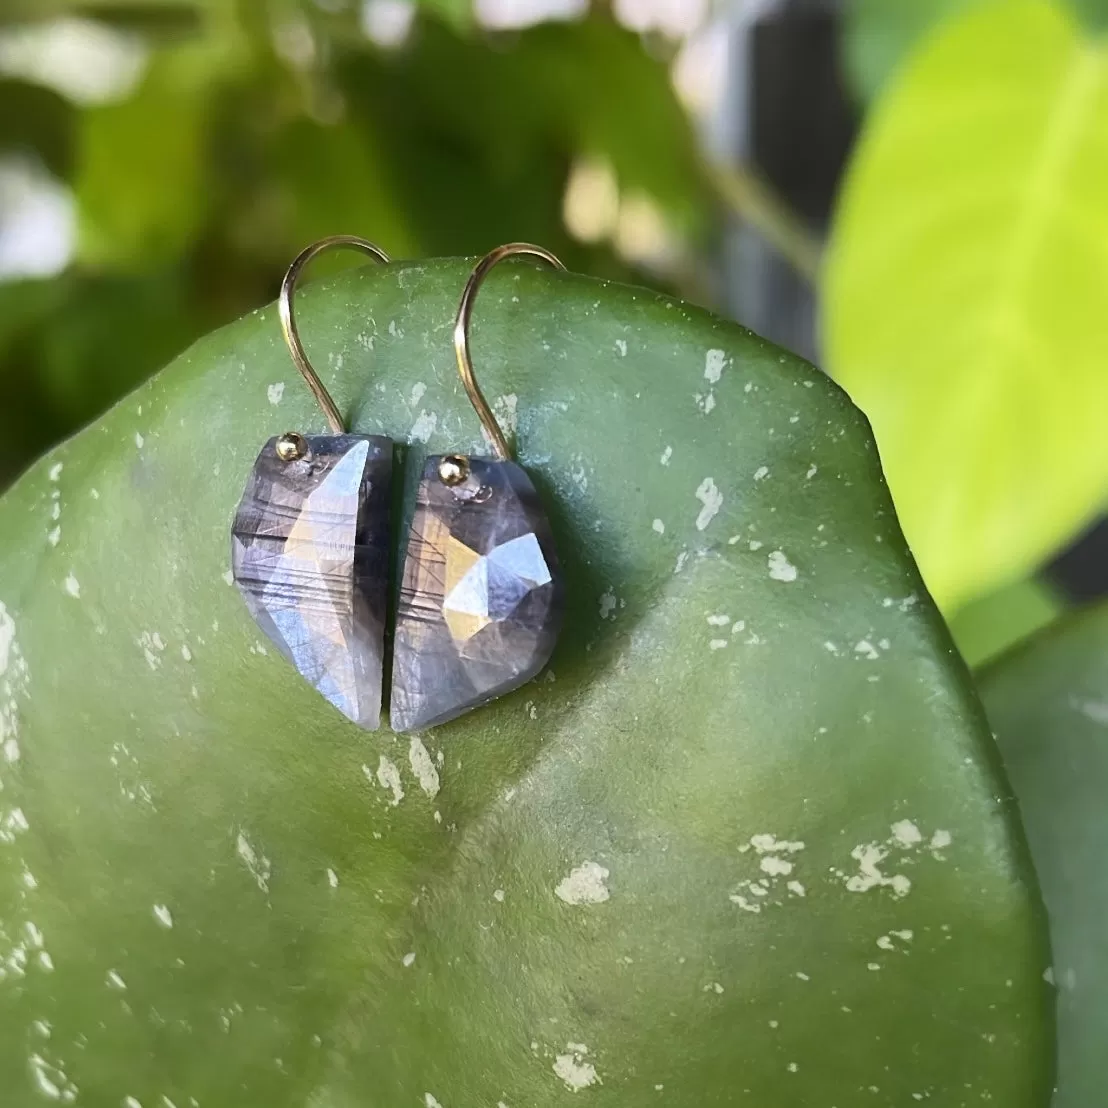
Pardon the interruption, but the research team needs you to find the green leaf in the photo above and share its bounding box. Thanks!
[0,79,76,179]
[0,260,1050,1102]
[338,16,709,254]
[842,0,1108,102]
[981,601,1108,1108]
[74,46,213,268]
[824,0,1108,613]
[948,576,1065,667]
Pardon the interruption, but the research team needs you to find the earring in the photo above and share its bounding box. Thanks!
[389,244,567,733]
[231,236,394,730]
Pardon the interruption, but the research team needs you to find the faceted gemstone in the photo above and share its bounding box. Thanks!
[231,434,392,729]
[389,456,564,732]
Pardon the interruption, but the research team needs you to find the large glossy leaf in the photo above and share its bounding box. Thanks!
[0,260,1050,1103]
[981,601,1108,1108]
[825,0,1108,613]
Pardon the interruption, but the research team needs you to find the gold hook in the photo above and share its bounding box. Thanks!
[279,235,391,435]
[453,242,566,461]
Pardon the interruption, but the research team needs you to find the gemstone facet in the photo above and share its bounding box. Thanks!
[389,456,563,732]
[231,434,392,729]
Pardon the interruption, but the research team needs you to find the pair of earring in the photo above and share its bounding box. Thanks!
[230,238,566,733]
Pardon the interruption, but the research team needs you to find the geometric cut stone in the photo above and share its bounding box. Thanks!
[389,456,563,733]
[231,434,392,729]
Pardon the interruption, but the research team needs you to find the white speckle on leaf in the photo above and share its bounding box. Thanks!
[753,466,769,481]
[660,446,672,466]
[704,981,724,994]
[152,905,173,929]
[493,394,518,437]
[707,614,730,626]
[760,856,793,877]
[891,820,923,847]
[134,432,144,449]
[493,888,505,902]
[652,518,665,534]
[704,349,726,383]
[1073,698,1108,725]
[930,829,953,852]
[408,382,426,407]
[0,603,15,677]
[709,639,728,651]
[767,550,798,582]
[47,527,61,547]
[408,737,440,798]
[553,1044,600,1091]
[695,478,723,531]
[402,952,416,968]
[855,639,880,661]
[327,868,339,888]
[806,464,818,479]
[615,339,627,357]
[267,382,285,405]
[372,756,405,806]
[749,834,805,854]
[787,880,806,897]
[424,1096,443,1108]
[599,590,617,620]
[235,831,271,893]
[63,575,80,599]
[29,1053,78,1102]
[409,410,438,443]
[844,843,910,898]
[222,570,234,586]
[556,861,610,905]
[180,644,193,662]
[48,462,63,482]
[106,969,127,991]
[696,391,716,415]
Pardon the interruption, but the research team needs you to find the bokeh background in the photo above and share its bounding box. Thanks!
[0,0,1105,656]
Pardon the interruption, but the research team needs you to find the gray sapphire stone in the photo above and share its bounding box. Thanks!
[231,434,392,729]
[389,456,564,733]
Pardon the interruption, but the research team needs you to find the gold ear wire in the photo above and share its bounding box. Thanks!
[453,243,566,460]
[279,235,391,434]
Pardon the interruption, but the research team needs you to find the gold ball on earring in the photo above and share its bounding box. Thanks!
[275,432,309,462]
[439,454,470,486]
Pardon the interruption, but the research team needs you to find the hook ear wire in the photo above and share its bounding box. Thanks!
[279,235,391,434]
[453,243,566,461]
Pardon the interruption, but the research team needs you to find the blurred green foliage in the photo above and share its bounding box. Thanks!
[0,0,711,486]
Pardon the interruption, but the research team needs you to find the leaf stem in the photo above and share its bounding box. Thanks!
[709,160,824,284]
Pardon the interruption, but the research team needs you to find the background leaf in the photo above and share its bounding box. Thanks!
[824,0,1108,612]
[0,260,1051,1104]
[74,43,221,268]
[948,576,1064,667]
[981,600,1108,1108]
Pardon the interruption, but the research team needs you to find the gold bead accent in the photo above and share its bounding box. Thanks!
[438,454,470,486]
[275,432,309,462]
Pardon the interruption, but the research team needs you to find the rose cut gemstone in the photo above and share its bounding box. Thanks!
[389,456,564,733]
[231,434,392,729]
